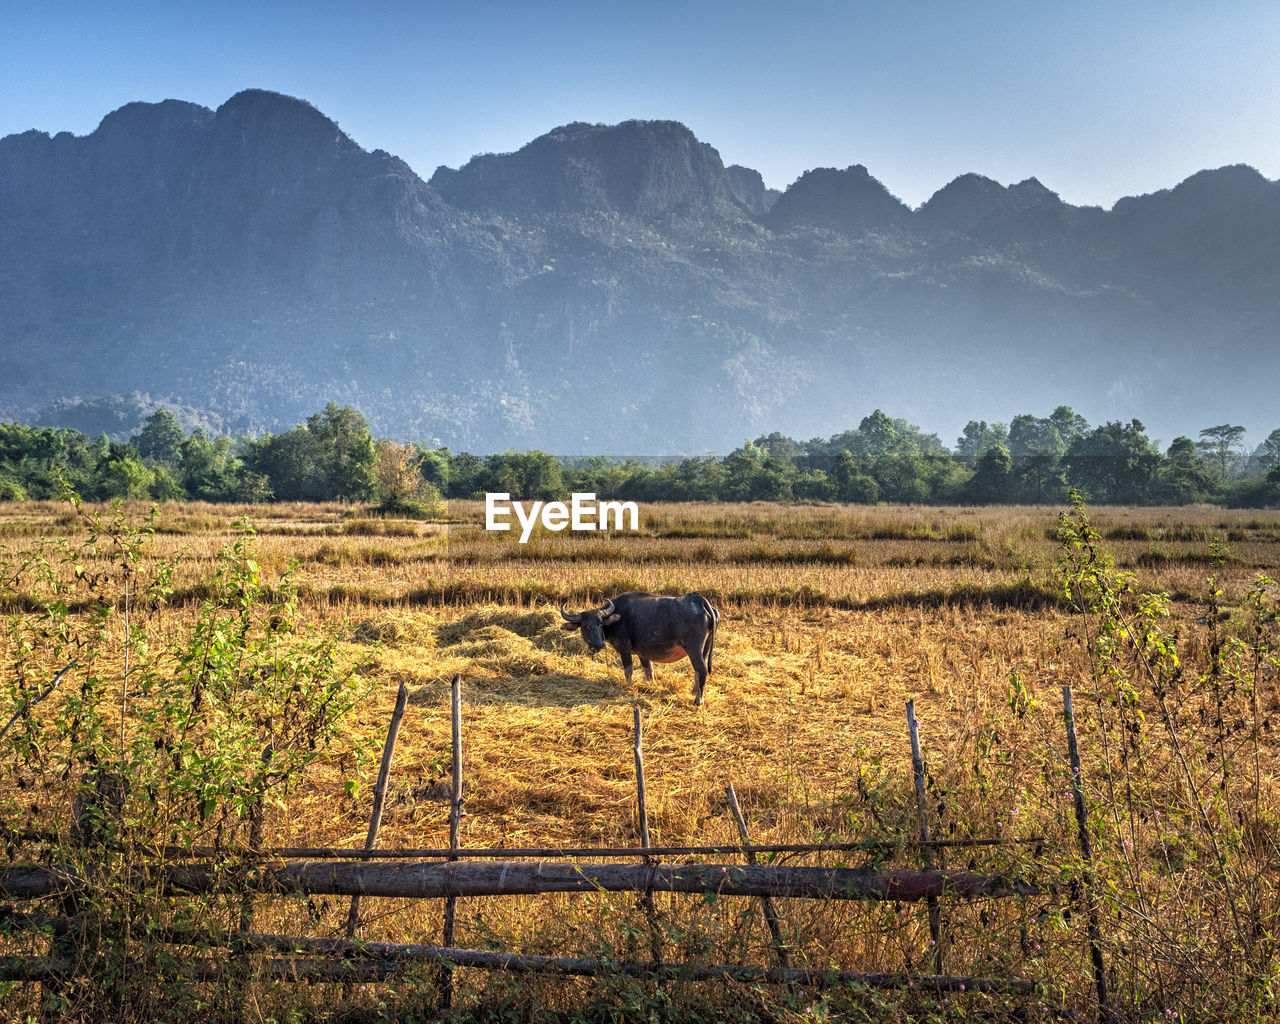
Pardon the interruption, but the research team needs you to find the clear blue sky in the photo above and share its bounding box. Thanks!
[4,1,1279,208]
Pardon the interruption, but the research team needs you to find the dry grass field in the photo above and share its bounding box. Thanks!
[2,498,1278,1022]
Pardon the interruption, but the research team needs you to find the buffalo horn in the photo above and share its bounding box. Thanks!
[559,601,584,623]
[599,599,615,617]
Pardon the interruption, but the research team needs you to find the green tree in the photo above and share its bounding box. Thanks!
[1012,454,1068,504]
[443,452,485,498]
[93,441,150,499]
[830,449,878,503]
[131,408,186,467]
[482,450,566,501]
[564,456,654,499]
[1253,428,1280,472]
[752,431,803,460]
[246,404,376,502]
[415,446,452,491]
[791,466,832,501]
[1156,436,1220,504]
[829,449,855,500]
[1008,414,1066,459]
[722,439,793,501]
[245,429,317,501]
[920,453,970,503]
[147,464,186,502]
[179,430,234,500]
[1062,420,1161,504]
[858,410,912,457]
[308,402,376,501]
[1048,405,1090,446]
[1225,464,1280,508]
[0,423,73,497]
[955,420,1009,464]
[806,414,942,459]
[964,444,1014,503]
[642,456,725,501]
[870,452,929,503]
[1197,424,1247,481]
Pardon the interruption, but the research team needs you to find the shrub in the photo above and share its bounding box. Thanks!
[0,475,26,501]
[1055,495,1280,1019]
[0,495,373,1020]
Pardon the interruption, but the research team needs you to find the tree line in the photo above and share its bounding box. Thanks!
[2,403,1278,509]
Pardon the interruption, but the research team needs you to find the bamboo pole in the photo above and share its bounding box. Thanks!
[439,674,464,1010]
[725,783,789,967]
[907,700,943,974]
[345,681,410,939]
[633,707,663,962]
[1063,685,1110,1022]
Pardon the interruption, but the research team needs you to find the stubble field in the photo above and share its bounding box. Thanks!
[2,498,1278,1022]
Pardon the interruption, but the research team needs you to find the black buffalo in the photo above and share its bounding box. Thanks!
[559,591,720,705]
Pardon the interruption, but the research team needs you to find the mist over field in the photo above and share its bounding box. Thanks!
[2,88,1278,453]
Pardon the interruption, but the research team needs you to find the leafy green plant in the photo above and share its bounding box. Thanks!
[0,494,373,1021]
[1055,493,1280,1020]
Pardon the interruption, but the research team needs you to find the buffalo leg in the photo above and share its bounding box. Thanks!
[686,646,709,705]
[639,657,654,681]
[615,641,635,687]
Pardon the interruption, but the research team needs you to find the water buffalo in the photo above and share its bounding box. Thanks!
[559,591,720,705]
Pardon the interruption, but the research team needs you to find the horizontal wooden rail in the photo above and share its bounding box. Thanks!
[0,865,80,900]
[0,916,1036,996]
[2,861,1041,901]
[0,941,1037,994]
[12,830,1046,860]
[179,860,1042,901]
[237,932,1038,992]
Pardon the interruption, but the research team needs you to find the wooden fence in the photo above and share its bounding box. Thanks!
[0,678,1108,1018]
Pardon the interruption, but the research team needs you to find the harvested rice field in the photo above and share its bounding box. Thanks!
[2,499,1279,1022]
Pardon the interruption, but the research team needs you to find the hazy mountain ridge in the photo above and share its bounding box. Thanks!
[1,88,1276,451]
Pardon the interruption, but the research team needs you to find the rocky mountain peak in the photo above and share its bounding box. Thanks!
[1007,177,1062,205]
[429,118,746,220]
[1112,163,1275,221]
[207,89,364,167]
[725,164,777,215]
[93,98,214,139]
[765,164,910,234]
[917,173,1007,234]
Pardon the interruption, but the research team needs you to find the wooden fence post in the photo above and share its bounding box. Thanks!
[725,783,790,968]
[907,700,943,975]
[345,681,410,939]
[242,745,274,933]
[47,770,126,1021]
[1063,685,1110,1022]
[438,674,464,1011]
[633,707,663,963]
[234,744,274,1016]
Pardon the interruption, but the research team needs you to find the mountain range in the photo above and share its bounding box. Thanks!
[2,88,1277,452]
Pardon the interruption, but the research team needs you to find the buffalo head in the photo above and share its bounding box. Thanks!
[559,599,618,653]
